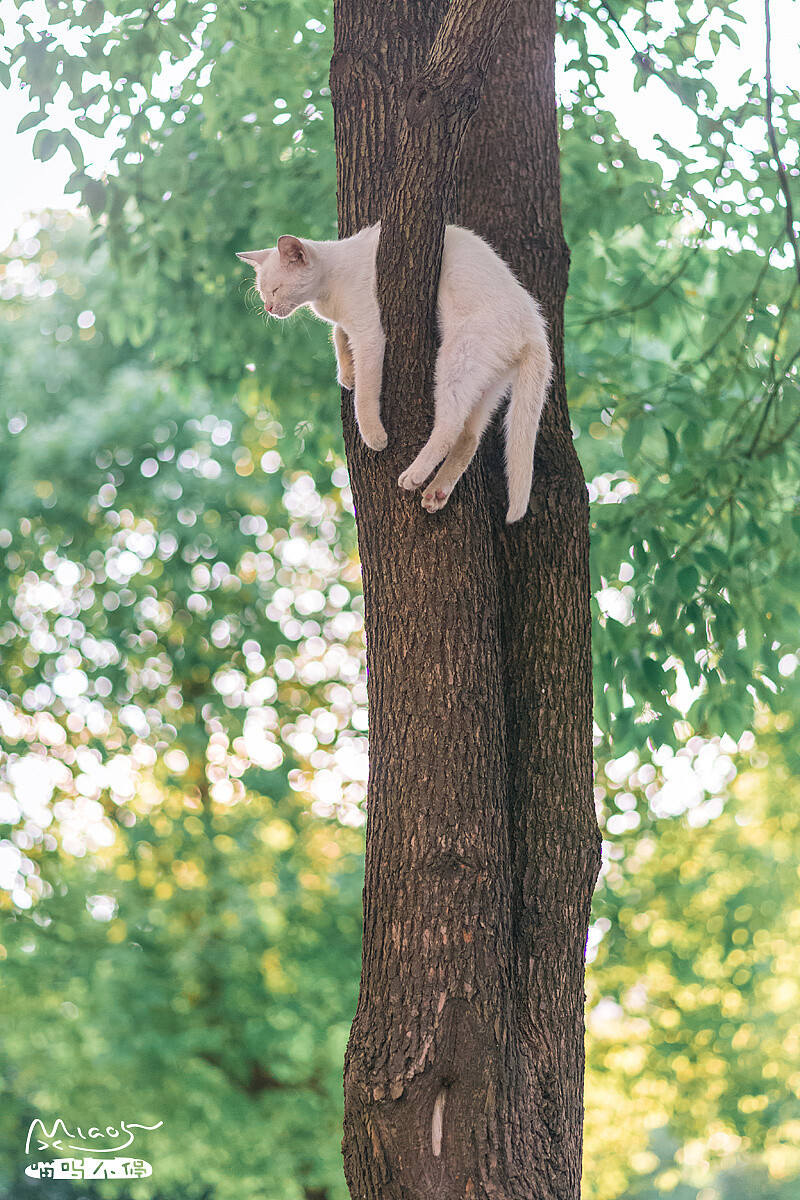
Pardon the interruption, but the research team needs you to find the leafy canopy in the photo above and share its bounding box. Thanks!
[5,0,800,751]
[2,0,800,1197]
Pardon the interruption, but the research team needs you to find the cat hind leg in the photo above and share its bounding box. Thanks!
[398,344,497,493]
[420,427,478,512]
[397,410,465,492]
[420,377,511,513]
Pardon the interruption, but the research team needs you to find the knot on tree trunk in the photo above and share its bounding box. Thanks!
[405,77,444,124]
[405,71,485,127]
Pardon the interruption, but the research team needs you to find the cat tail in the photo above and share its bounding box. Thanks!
[504,335,552,523]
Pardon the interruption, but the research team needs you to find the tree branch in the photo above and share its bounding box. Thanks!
[375,0,517,338]
[764,0,800,290]
[407,0,518,124]
[196,1051,325,1099]
[568,232,707,327]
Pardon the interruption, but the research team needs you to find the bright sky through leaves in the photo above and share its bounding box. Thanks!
[1,0,799,249]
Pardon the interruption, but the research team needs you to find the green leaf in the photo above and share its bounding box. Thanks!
[622,420,644,463]
[33,128,61,161]
[16,108,44,134]
[642,656,665,694]
[677,564,699,601]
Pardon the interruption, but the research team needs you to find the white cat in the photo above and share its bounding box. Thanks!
[238,224,552,522]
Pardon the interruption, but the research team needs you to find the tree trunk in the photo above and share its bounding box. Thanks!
[329,2,601,1197]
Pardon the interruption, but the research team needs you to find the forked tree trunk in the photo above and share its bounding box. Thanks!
[329,2,601,1197]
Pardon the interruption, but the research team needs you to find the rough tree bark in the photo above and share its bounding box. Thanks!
[329,1,601,1197]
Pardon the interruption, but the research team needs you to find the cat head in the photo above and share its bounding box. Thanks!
[237,236,316,318]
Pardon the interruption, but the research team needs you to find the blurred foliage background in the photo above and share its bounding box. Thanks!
[0,0,799,1197]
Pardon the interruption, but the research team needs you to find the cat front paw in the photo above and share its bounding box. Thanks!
[337,367,355,391]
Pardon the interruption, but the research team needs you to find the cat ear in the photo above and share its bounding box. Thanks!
[236,249,269,266]
[277,235,309,265]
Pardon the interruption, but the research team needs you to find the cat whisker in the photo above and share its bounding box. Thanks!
[243,284,261,313]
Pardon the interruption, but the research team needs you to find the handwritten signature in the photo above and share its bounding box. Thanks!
[26,1119,163,1157]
